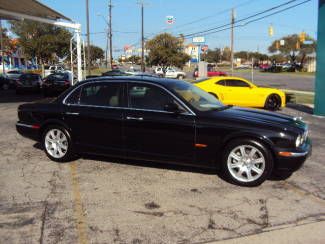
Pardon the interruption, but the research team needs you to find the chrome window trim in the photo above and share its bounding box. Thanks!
[62,80,196,116]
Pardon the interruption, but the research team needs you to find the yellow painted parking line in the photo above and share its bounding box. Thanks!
[70,162,89,244]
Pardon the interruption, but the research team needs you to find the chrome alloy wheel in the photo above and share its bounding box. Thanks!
[227,145,265,183]
[44,129,68,159]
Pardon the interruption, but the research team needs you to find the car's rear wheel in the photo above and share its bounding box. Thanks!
[43,125,73,162]
[265,94,281,110]
[177,75,184,80]
[221,139,273,186]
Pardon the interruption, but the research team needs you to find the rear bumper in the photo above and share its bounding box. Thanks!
[16,122,40,141]
[274,139,312,172]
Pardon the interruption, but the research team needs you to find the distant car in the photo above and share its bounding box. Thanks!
[194,76,286,110]
[125,69,142,75]
[44,65,65,77]
[193,67,227,78]
[112,64,119,70]
[4,70,24,88]
[155,67,186,79]
[102,69,130,77]
[16,73,42,94]
[235,64,251,69]
[0,75,11,90]
[259,64,270,70]
[42,72,72,96]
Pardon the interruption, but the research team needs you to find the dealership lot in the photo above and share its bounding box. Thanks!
[0,90,324,243]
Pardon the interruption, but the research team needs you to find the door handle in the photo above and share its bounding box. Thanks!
[126,116,143,121]
[65,112,79,115]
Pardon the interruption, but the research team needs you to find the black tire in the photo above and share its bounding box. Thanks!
[209,92,219,100]
[42,125,74,162]
[264,94,281,111]
[221,138,274,187]
[177,75,184,80]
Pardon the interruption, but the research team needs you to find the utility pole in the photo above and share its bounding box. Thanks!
[230,8,235,75]
[141,1,145,72]
[0,19,5,75]
[86,0,91,75]
[109,0,113,69]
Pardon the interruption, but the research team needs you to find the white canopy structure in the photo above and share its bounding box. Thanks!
[0,0,83,82]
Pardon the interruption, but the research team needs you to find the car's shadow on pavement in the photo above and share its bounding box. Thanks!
[286,103,313,115]
[34,142,292,185]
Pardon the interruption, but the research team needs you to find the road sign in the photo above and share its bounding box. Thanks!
[192,36,205,44]
[201,45,208,52]
[166,16,175,25]
[280,39,285,46]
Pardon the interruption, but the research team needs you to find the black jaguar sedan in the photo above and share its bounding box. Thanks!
[16,77,311,186]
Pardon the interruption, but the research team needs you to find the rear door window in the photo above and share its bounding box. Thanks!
[79,82,123,107]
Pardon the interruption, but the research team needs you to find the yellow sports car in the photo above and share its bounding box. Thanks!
[194,76,286,110]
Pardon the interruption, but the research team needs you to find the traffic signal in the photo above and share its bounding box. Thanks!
[268,25,274,37]
[299,32,306,42]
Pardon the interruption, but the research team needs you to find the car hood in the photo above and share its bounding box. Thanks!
[210,106,306,132]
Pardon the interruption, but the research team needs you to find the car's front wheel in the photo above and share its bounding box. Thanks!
[265,94,281,110]
[42,125,73,162]
[221,139,273,186]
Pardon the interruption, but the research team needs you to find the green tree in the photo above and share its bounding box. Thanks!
[268,34,316,66]
[9,20,72,64]
[146,33,190,73]
[85,45,104,63]
[127,55,141,64]
[201,48,222,63]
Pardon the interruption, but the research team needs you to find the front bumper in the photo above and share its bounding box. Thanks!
[274,138,312,172]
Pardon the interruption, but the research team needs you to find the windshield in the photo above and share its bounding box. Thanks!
[168,81,224,111]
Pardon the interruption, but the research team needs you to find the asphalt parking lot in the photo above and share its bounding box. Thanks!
[0,90,324,243]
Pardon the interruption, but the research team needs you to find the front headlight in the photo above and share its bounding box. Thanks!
[295,135,302,147]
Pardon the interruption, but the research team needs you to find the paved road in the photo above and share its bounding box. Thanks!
[187,70,315,92]
[0,91,324,243]
[233,71,315,92]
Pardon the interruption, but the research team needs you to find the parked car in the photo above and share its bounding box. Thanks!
[235,64,251,69]
[15,73,42,94]
[193,67,227,78]
[102,69,130,77]
[194,76,286,110]
[16,76,311,186]
[42,72,72,96]
[5,70,24,87]
[259,64,270,70]
[0,75,11,90]
[44,65,65,77]
[154,67,186,79]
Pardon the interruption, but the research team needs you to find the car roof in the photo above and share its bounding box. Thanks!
[79,75,179,87]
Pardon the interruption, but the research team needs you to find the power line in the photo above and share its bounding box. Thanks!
[169,0,259,33]
[183,0,311,38]
[182,0,299,38]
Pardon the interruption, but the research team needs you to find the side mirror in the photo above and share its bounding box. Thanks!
[164,103,180,113]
